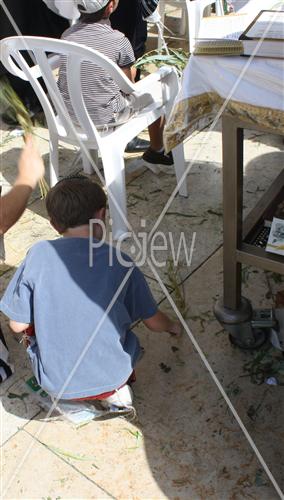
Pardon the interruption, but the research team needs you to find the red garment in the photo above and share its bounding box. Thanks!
[74,371,136,401]
[25,325,35,336]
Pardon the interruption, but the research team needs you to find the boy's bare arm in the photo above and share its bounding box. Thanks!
[1,136,45,234]
[143,310,182,335]
[121,65,137,83]
[9,320,30,334]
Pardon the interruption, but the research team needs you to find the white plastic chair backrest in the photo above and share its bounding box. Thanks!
[186,0,224,52]
[0,36,137,146]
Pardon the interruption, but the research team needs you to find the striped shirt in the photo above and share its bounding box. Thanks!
[58,19,135,126]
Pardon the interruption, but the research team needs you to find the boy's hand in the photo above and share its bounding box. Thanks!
[16,135,45,189]
[167,320,182,337]
[143,311,183,337]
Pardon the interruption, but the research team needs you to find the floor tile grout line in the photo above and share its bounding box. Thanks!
[133,245,222,331]
[142,272,174,292]
[178,243,223,288]
[21,428,117,500]
[1,408,42,448]
[148,244,224,308]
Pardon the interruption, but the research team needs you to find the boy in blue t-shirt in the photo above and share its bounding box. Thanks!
[0,177,180,411]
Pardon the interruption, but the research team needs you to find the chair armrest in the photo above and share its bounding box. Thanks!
[133,65,175,93]
[130,66,177,111]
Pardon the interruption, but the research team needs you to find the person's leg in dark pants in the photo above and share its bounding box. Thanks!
[111,0,147,61]
[0,0,69,122]
[111,0,150,152]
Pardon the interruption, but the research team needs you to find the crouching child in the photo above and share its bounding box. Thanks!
[0,177,181,412]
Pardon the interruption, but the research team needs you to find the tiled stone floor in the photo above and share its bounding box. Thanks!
[1,119,284,499]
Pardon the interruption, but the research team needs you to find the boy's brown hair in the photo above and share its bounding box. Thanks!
[46,176,107,231]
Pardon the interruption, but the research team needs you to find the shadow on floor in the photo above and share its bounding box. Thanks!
[1,136,283,497]
[1,251,284,498]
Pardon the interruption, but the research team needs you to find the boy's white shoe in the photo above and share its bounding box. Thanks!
[101,384,133,409]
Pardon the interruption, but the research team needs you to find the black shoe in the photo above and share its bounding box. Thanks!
[142,147,174,166]
[1,101,43,127]
[1,110,19,126]
[24,99,43,118]
[125,136,150,153]
[142,148,174,174]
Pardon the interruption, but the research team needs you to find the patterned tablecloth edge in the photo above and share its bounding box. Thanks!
[164,92,284,152]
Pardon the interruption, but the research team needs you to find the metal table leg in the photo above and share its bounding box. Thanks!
[214,116,263,348]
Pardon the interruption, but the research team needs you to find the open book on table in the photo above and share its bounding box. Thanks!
[193,10,284,58]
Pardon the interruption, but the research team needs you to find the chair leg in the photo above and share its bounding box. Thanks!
[172,142,188,197]
[81,149,99,175]
[216,0,224,16]
[177,5,187,36]
[49,135,59,187]
[158,1,166,50]
[100,147,128,240]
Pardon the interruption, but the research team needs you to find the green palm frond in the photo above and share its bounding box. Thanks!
[0,77,49,198]
[135,48,189,74]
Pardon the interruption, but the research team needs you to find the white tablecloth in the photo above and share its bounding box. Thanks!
[164,13,284,151]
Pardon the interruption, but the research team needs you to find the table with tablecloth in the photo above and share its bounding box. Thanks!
[164,54,284,152]
[164,11,284,152]
[163,12,284,347]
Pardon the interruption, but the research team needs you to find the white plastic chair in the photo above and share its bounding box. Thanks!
[0,36,188,239]
[186,0,225,52]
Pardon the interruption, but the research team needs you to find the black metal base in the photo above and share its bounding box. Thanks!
[229,330,268,350]
[214,296,268,349]
[214,296,252,325]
